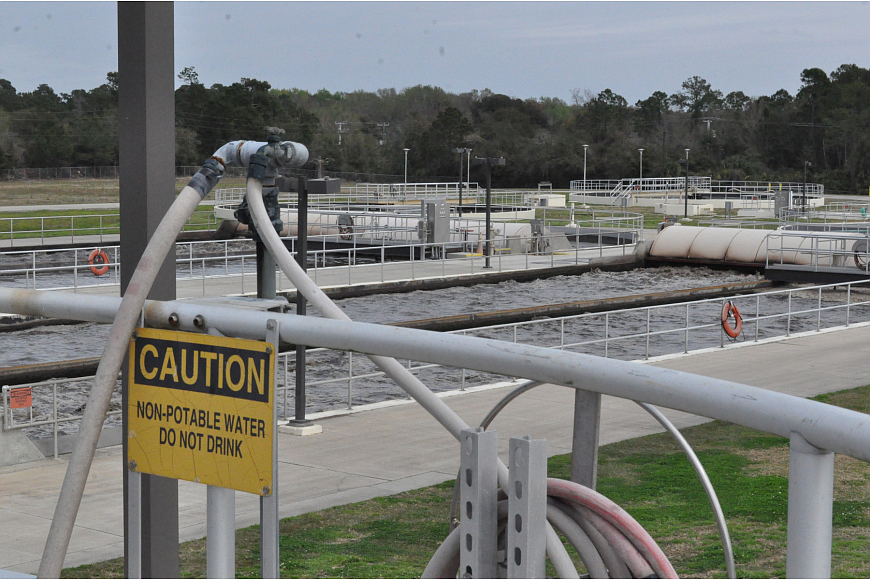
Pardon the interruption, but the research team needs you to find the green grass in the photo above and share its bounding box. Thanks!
[62,384,870,578]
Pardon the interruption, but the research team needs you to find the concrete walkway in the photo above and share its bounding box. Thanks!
[2,322,869,574]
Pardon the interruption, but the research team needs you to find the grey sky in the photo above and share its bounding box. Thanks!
[1,2,868,104]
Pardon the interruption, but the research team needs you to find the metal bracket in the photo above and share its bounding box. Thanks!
[507,436,548,579]
[459,428,499,579]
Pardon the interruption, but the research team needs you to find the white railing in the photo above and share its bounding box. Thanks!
[2,378,122,459]
[213,186,538,215]
[291,279,870,413]
[780,203,870,228]
[571,178,824,201]
[0,209,219,247]
[766,230,870,274]
[569,179,622,192]
[9,279,870,422]
[0,214,644,293]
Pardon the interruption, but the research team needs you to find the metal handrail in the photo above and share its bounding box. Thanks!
[0,209,218,246]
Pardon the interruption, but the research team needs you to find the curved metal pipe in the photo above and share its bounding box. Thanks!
[638,401,736,579]
[474,380,735,579]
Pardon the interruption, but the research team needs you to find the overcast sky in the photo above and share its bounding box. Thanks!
[1,2,868,104]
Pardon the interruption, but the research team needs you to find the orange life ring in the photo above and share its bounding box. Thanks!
[88,249,109,276]
[721,301,743,338]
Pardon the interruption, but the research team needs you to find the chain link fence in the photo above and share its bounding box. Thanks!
[3,166,462,184]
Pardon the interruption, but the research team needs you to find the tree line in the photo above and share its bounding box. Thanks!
[0,64,868,194]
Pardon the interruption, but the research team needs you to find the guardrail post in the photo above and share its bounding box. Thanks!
[459,428,499,579]
[786,431,833,579]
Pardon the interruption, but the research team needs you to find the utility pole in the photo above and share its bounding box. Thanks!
[335,121,348,145]
[314,156,331,178]
[473,156,506,269]
[376,122,389,145]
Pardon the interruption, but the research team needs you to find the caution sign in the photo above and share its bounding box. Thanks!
[127,328,275,495]
[10,387,32,409]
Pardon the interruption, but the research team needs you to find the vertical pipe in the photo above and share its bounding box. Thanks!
[786,432,834,579]
[294,178,309,424]
[206,486,235,578]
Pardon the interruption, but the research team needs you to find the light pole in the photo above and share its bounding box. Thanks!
[473,156,506,269]
[683,149,690,218]
[582,144,589,191]
[803,161,811,211]
[403,148,409,196]
[638,148,644,182]
[467,149,472,184]
[452,147,471,217]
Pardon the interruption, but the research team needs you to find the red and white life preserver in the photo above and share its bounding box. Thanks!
[721,301,743,338]
[88,249,109,276]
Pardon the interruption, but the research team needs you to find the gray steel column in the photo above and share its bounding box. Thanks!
[786,431,834,579]
[118,3,179,577]
[570,389,601,489]
[507,436,547,579]
[459,428,498,579]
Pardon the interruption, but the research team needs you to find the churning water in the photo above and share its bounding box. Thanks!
[8,266,867,440]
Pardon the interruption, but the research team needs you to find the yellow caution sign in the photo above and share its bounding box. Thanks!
[127,328,275,495]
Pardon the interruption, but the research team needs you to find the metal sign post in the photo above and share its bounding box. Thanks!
[126,327,279,579]
[261,319,280,577]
